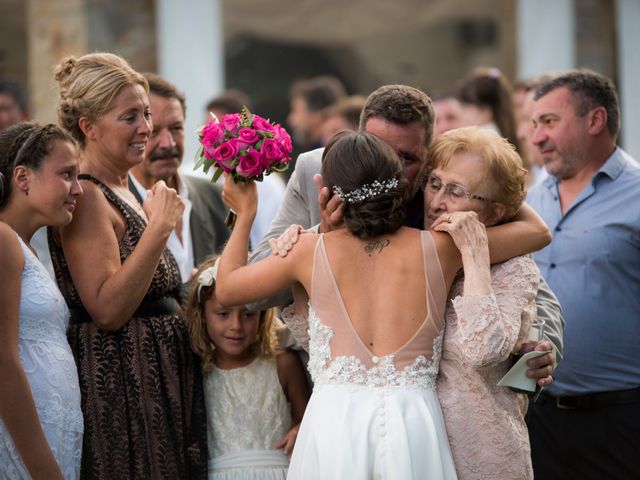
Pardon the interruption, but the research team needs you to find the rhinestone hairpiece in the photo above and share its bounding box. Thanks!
[332,177,399,204]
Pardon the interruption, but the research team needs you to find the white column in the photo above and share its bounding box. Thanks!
[516,0,575,80]
[616,0,640,161]
[155,0,224,172]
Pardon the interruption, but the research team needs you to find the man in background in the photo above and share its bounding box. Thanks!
[526,69,640,479]
[0,77,29,132]
[287,75,346,152]
[129,73,229,283]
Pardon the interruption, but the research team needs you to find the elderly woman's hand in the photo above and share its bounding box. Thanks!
[144,180,184,235]
[432,211,489,259]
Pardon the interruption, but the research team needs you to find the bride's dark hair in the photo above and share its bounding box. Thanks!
[322,131,408,240]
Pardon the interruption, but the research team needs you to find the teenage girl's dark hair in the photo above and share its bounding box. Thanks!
[0,122,74,208]
[321,131,408,240]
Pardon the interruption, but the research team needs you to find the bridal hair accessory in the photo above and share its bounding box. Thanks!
[332,177,399,204]
[197,259,220,302]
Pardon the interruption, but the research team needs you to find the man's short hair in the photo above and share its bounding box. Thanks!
[0,77,28,113]
[205,89,252,115]
[142,72,187,116]
[535,69,620,138]
[289,76,346,112]
[359,85,435,149]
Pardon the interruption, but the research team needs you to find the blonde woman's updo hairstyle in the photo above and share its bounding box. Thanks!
[0,122,75,208]
[428,126,527,222]
[322,131,408,240]
[54,52,148,146]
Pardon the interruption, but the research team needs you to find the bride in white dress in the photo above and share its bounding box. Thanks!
[0,123,84,479]
[215,131,549,479]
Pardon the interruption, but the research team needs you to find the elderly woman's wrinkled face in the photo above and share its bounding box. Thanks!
[424,151,497,228]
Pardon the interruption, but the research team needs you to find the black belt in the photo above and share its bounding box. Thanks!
[539,387,640,410]
[69,297,180,324]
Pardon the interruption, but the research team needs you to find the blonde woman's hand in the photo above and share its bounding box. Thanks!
[221,176,258,220]
[144,180,184,234]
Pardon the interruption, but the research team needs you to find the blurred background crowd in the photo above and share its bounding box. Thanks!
[1,0,638,168]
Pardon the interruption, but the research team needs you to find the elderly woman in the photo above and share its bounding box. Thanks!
[49,53,207,478]
[426,126,540,479]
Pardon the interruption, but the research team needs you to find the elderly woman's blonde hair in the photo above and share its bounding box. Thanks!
[184,256,280,373]
[54,52,149,147]
[427,126,527,222]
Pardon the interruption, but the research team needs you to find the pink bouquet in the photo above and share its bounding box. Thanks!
[194,108,293,184]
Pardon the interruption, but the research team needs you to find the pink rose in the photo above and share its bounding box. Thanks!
[259,138,284,168]
[273,125,292,154]
[251,115,274,133]
[236,149,263,178]
[221,113,241,133]
[201,121,225,146]
[236,127,259,149]
[212,140,239,173]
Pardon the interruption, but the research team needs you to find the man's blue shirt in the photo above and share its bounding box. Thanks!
[527,148,640,396]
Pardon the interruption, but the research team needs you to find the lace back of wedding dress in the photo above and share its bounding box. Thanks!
[307,231,448,388]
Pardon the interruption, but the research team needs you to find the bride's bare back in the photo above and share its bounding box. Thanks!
[312,227,448,369]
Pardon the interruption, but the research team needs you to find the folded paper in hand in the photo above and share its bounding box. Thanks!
[497,350,551,392]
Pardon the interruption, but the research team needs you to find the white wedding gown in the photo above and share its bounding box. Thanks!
[0,234,83,479]
[286,232,457,479]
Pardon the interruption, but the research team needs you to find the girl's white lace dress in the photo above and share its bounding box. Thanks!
[0,234,83,479]
[286,232,457,479]
[205,356,292,480]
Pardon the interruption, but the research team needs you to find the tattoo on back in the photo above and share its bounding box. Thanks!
[364,239,390,255]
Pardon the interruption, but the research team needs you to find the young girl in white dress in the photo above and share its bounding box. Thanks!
[215,131,551,479]
[185,257,310,480]
[0,122,84,479]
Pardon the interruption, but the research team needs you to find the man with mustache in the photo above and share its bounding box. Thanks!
[129,73,229,282]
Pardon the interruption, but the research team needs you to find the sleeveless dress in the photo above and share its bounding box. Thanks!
[205,357,291,479]
[48,174,208,479]
[0,234,83,479]
[286,232,457,479]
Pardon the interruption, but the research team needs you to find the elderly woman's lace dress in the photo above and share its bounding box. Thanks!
[48,175,208,479]
[285,232,457,480]
[437,256,539,480]
[0,234,83,479]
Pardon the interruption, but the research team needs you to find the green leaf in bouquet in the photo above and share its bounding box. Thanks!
[202,159,213,174]
[193,146,206,170]
[271,162,290,173]
[212,167,224,183]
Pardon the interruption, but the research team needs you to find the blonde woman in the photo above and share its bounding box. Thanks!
[49,53,207,478]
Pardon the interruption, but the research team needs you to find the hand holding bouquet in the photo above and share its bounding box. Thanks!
[194,108,293,226]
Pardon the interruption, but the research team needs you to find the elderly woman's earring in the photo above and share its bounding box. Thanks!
[24,187,29,196]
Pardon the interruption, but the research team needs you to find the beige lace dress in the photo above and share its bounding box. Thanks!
[436,255,540,480]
